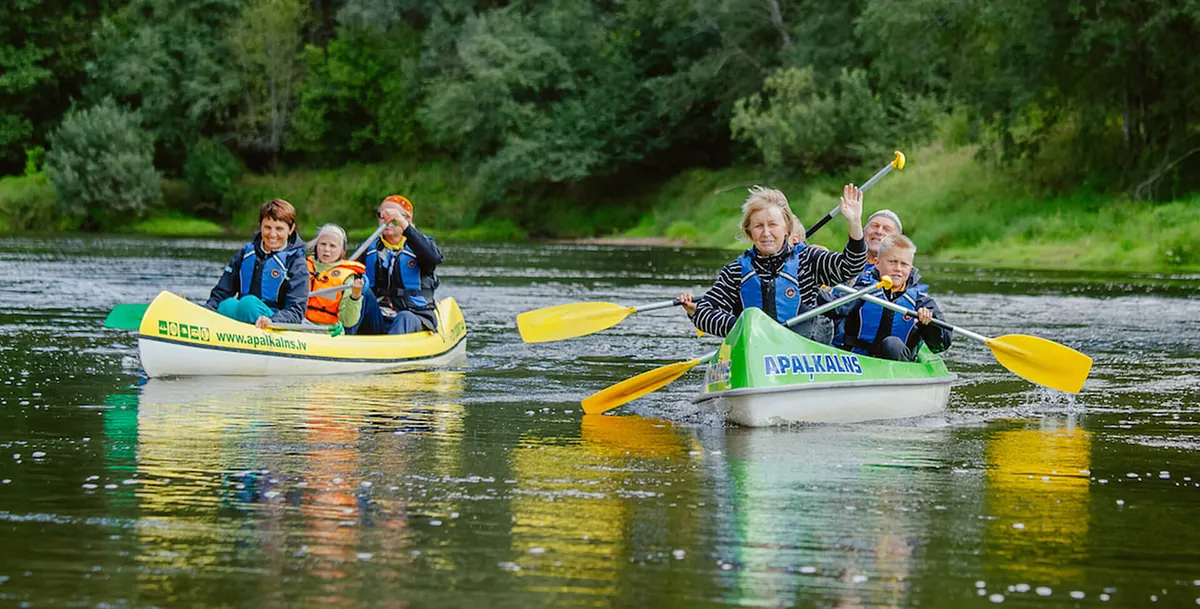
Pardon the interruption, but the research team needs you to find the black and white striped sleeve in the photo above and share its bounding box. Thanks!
[689,260,743,337]
[809,237,866,287]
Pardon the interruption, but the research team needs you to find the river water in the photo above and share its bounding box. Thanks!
[1,236,1199,607]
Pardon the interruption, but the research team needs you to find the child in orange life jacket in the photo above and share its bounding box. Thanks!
[306,224,365,331]
[204,199,309,329]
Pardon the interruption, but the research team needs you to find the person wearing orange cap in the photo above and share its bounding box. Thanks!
[355,194,444,335]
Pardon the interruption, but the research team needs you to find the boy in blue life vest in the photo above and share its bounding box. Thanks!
[356,194,443,335]
[834,234,952,362]
[204,199,310,329]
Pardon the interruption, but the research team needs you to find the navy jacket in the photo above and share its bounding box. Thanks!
[204,231,310,324]
[363,225,443,329]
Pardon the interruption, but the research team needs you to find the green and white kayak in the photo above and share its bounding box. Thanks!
[693,308,957,426]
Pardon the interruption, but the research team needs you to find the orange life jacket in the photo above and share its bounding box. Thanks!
[306,258,366,325]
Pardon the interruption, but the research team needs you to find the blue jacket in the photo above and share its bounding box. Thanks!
[363,225,442,329]
[204,231,310,324]
[833,267,952,356]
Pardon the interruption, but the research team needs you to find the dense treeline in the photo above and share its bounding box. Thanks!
[2,0,1198,230]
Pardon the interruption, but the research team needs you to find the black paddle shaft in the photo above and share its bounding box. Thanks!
[802,159,899,240]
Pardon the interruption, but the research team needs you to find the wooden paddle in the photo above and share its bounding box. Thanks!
[518,151,905,344]
[581,277,892,415]
[831,285,1092,393]
[103,222,386,331]
[804,150,905,239]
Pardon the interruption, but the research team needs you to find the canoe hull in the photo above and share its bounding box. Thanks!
[137,292,467,378]
[695,376,954,426]
[693,308,956,426]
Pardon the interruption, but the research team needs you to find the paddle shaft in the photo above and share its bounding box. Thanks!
[348,223,388,262]
[266,322,336,333]
[310,284,358,299]
[831,285,977,340]
[635,298,683,313]
[804,157,900,239]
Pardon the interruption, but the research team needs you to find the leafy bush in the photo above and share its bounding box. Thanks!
[730,67,889,175]
[0,172,64,232]
[46,99,163,229]
[185,138,243,215]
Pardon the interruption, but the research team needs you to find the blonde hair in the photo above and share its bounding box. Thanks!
[877,233,916,258]
[313,223,348,254]
[740,186,795,239]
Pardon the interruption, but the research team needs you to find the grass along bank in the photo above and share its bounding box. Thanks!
[624,144,1200,272]
[3,145,1197,272]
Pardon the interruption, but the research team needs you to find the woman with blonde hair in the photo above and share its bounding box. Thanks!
[679,185,866,340]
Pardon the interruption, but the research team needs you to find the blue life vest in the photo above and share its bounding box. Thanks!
[840,283,927,356]
[364,241,435,312]
[857,263,876,284]
[237,243,298,311]
[738,246,805,324]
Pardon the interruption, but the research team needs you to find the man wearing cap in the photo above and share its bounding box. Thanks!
[356,194,444,335]
[864,209,902,271]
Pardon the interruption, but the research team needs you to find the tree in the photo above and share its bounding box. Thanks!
[290,26,423,161]
[730,66,888,174]
[46,99,162,229]
[0,1,124,176]
[227,0,311,165]
[85,0,243,172]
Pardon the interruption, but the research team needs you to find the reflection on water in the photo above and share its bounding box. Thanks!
[1,237,1200,607]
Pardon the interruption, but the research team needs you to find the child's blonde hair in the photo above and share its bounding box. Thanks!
[878,233,916,258]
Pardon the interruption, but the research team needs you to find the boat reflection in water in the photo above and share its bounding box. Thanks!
[114,371,467,599]
[710,424,943,608]
[506,414,705,601]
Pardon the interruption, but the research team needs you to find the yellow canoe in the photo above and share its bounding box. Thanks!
[137,292,467,377]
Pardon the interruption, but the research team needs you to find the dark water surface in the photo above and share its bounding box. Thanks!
[1,236,1199,607]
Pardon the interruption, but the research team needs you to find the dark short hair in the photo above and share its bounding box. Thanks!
[259,199,296,226]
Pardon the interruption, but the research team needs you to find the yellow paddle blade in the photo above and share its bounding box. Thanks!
[582,358,702,415]
[986,334,1093,394]
[517,302,636,343]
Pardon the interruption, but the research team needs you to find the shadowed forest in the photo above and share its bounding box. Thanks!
[2,0,1198,268]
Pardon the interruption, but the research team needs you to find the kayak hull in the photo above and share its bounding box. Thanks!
[693,308,955,426]
[136,292,467,377]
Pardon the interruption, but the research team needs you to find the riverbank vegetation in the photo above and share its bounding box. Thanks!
[1,0,1197,270]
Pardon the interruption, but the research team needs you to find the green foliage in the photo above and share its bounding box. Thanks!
[86,0,243,171]
[290,27,422,160]
[0,1,118,175]
[730,67,889,174]
[127,211,226,236]
[0,172,64,232]
[226,0,310,161]
[184,138,243,215]
[46,99,162,229]
[859,0,1200,198]
[226,158,478,234]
